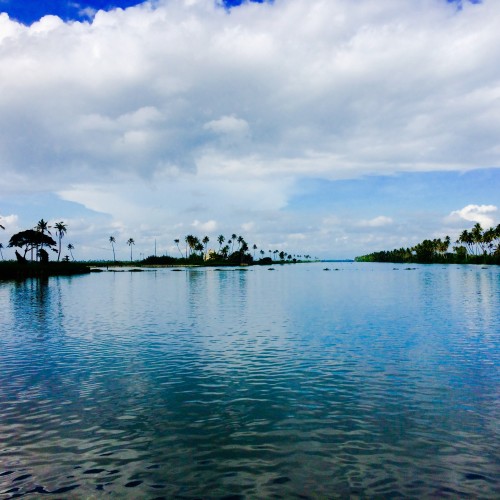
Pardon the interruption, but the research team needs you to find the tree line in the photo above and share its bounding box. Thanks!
[355,223,500,264]
[1,219,311,265]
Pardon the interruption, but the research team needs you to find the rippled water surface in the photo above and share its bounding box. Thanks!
[1,263,499,498]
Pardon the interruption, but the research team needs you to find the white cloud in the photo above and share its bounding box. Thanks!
[358,216,393,228]
[449,204,498,227]
[0,0,499,258]
[0,214,19,230]
[192,219,218,232]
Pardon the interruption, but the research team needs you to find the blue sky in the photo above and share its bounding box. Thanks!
[0,0,498,260]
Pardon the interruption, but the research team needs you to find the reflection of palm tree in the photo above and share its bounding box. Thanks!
[127,238,135,261]
[67,243,75,261]
[54,221,67,261]
[0,242,4,260]
[109,236,116,261]
[174,239,183,259]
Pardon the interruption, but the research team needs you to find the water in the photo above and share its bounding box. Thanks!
[0,263,498,498]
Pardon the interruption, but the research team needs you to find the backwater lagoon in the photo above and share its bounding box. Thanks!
[0,263,498,498]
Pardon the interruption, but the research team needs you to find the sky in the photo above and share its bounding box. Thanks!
[0,0,499,261]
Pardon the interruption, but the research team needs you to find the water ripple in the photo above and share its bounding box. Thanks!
[0,265,499,498]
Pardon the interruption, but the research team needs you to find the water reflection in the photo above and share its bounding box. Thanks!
[0,264,498,498]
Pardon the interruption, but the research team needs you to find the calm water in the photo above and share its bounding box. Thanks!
[0,263,498,498]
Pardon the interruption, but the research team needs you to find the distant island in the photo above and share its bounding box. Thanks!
[355,223,500,265]
[0,219,316,280]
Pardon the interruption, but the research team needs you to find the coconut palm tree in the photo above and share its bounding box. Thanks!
[230,233,237,252]
[185,235,196,258]
[217,234,225,251]
[127,238,135,261]
[0,242,4,260]
[174,239,183,259]
[54,221,67,261]
[202,236,209,255]
[471,223,485,254]
[253,244,257,258]
[34,219,51,260]
[237,235,244,251]
[67,243,75,261]
[109,236,116,261]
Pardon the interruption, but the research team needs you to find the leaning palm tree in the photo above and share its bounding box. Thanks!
[109,236,116,261]
[54,221,67,261]
[174,239,183,259]
[127,238,135,262]
[237,235,244,251]
[67,243,75,261]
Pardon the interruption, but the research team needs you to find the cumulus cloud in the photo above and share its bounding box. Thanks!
[0,214,19,230]
[358,216,393,228]
[0,0,499,257]
[449,204,498,227]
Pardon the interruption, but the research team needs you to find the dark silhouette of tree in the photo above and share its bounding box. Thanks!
[127,238,135,261]
[109,236,116,261]
[0,242,4,260]
[54,221,67,261]
[174,239,183,259]
[202,236,209,255]
[67,243,75,261]
[217,234,225,251]
[8,229,57,258]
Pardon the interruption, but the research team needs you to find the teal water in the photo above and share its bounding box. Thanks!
[0,263,498,498]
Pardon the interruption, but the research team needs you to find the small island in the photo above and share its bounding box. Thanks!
[0,219,315,281]
[355,223,500,265]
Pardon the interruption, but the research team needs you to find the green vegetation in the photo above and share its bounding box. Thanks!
[355,223,500,264]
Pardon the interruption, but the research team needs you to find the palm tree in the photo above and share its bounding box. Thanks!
[54,221,67,261]
[230,233,237,253]
[174,239,183,259]
[237,235,244,251]
[35,219,51,260]
[127,238,135,261]
[471,223,485,254]
[253,244,257,258]
[260,249,265,258]
[217,234,225,251]
[0,242,4,260]
[109,236,116,261]
[202,236,209,255]
[67,243,75,261]
[185,235,195,258]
